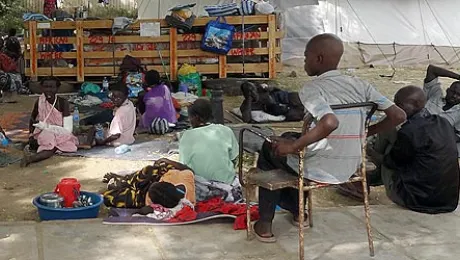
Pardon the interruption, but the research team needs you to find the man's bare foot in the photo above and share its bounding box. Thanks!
[253,221,274,238]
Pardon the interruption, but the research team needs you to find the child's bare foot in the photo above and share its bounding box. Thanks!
[20,155,30,168]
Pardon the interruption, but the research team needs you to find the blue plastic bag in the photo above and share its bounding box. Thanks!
[201,17,235,55]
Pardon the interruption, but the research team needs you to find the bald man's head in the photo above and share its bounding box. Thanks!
[394,85,427,118]
[304,33,344,76]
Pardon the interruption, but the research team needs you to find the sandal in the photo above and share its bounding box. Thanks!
[251,222,277,243]
[292,214,310,227]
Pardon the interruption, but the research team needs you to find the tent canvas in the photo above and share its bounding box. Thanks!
[281,0,460,69]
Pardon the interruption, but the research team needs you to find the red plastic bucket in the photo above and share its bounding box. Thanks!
[54,178,81,208]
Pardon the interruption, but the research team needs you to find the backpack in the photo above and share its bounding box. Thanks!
[119,55,145,74]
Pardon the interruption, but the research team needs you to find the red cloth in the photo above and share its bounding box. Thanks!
[100,102,114,109]
[0,53,18,73]
[168,197,259,230]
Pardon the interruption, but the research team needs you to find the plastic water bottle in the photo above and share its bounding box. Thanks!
[95,124,104,140]
[0,133,8,147]
[73,107,80,130]
[115,144,131,155]
[102,77,109,92]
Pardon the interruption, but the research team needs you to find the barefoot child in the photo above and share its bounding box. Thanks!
[85,82,136,147]
[22,77,78,167]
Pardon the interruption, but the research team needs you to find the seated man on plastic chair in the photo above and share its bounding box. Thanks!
[253,33,406,243]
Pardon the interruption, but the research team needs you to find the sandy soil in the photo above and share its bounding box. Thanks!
[1,66,452,222]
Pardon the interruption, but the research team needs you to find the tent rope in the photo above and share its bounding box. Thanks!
[345,0,396,77]
[424,0,460,65]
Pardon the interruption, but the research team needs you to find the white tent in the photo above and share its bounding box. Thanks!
[139,0,460,68]
[282,0,460,68]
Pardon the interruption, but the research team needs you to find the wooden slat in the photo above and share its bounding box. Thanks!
[76,21,85,82]
[25,62,282,77]
[37,37,77,45]
[27,68,78,76]
[268,15,277,79]
[23,48,282,61]
[81,66,170,76]
[25,16,273,30]
[83,50,169,59]
[30,52,77,59]
[29,21,38,81]
[219,55,227,78]
[83,35,170,44]
[169,28,178,81]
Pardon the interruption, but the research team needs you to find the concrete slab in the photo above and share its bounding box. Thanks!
[403,243,460,260]
[274,210,388,259]
[347,206,460,247]
[3,205,460,260]
[40,220,165,260]
[319,242,413,260]
[150,221,288,260]
[0,224,39,260]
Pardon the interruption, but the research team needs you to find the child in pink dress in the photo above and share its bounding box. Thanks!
[22,77,78,167]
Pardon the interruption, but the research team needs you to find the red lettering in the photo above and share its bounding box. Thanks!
[182,34,197,42]
[229,48,255,56]
[39,52,64,60]
[234,32,261,40]
[89,36,103,44]
[39,37,69,45]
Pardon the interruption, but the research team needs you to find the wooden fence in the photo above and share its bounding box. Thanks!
[23,15,283,82]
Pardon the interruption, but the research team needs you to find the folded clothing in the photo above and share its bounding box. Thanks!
[204,3,240,17]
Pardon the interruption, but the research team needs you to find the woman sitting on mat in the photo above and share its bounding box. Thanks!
[179,98,243,202]
[22,76,78,167]
[83,82,136,148]
[138,70,178,129]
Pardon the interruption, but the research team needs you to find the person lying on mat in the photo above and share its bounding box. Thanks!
[138,70,179,129]
[240,81,305,123]
[82,82,136,148]
[342,86,460,214]
[423,65,460,151]
[103,158,195,209]
[22,76,78,167]
[179,98,243,202]
[252,33,406,243]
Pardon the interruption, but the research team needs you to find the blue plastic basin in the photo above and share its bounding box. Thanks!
[33,191,103,221]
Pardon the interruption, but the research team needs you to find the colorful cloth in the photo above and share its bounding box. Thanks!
[160,169,196,204]
[43,0,57,17]
[133,199,194,221]
[103,162,175,208]
[179,124,239,184]
[109,99,136,146]
[0,52,18,73]
[141,84,178,127]
[195,175,243,203]
[169,197,259,230]
[32,95,78,153]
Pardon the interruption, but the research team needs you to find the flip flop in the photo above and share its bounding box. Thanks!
[251,222,277,243]
[291,215,310,228]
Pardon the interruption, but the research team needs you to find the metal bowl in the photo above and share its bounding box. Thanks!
[39,193,64,208]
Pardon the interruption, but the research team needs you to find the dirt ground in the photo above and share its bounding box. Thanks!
[0,66,454,222]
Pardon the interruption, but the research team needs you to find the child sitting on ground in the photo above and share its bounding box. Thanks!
[84,82,136,147]
[138,70,178,130]
[22,76,78,167]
